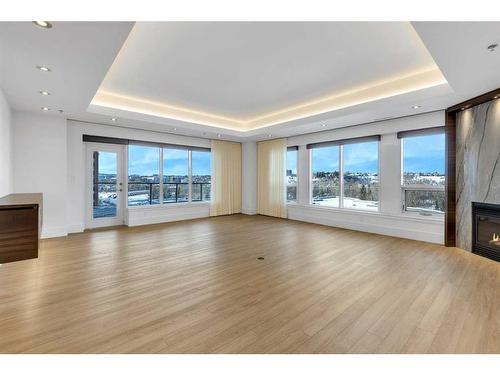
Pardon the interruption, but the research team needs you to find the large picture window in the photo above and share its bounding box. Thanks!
[311,146,340,207]
[286,147,298,202]
[128,145,160,206]
[191,150,211,202]
[310,136,379,211]
[127,144,211,206]
[163,148,189,203]
[343,142,379,211]
[401,130,445,215]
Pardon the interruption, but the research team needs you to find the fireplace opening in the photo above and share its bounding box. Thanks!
[472,202,500,262]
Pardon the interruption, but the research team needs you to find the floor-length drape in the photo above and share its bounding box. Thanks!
[210,140,242,216]
[257,138,287,218]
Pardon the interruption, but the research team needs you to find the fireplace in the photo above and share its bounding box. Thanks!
[472,202,500,262]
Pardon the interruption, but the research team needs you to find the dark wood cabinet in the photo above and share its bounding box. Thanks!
[0,193,42,264]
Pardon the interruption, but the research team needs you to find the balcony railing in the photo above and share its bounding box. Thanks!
[128,182,210,205]
[402,186,445,215]
[93,181,210,207]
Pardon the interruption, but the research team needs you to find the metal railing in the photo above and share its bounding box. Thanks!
[128,182,210,205]
[94,181,211,206]
[401,186,445,215]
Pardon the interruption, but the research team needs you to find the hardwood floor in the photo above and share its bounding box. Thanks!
[0,214,499,353]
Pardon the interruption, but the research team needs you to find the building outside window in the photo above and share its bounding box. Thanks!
[163,148,189,203]
[286,147,298,202]
[401,130,445,215]
[191,150,211,202]
[127,144,211,206]
[128,145,160,206]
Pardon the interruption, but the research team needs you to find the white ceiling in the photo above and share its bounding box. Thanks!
[97,22,438,120]
[1,21,500,141]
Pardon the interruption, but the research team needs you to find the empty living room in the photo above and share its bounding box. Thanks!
[1,1,500,373]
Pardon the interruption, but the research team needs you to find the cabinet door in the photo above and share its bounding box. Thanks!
[0,207,38,263]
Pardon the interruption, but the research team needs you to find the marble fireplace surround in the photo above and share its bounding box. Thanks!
[456,98,500,251]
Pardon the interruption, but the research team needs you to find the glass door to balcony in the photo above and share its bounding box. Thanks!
[85,143,125,229]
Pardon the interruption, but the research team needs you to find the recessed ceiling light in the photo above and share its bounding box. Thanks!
[111,117,117,122]
[494,95,499,99]
[33,21,52,29]
[267,134,272,138]
[173,127,177,131]
[461,107,466,110]
[217,134,222,138]
[321,124,327,127]
[487,43,498,52]
[412,105,421,109]
[36,65,51,72]
[41,107,50,111]
[39,90,50,96]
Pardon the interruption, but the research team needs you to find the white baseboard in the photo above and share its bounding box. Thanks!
[67,224,84,234]
[288,204,444,244]
[127,204,210,227]
[41,226,68,239]
[241,207,257,215]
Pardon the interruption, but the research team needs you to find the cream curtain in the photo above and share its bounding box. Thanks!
[257,138,287,218]
[210,140,242,216]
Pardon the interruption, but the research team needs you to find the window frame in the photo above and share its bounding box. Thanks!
[286,146,299,203]
[127,146,211,208]
[309,140,380,212]
[400,129,445,217]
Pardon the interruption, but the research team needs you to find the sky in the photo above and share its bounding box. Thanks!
[305,134,445,174]
[310,142,379,173]
[99,146,211,176]
[100,134,444,176]
[402,134,445,174]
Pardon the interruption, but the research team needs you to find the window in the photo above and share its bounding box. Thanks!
[343,142,379,211]
[191,150,211,202]
[401,132,445,215]
[286,147,298,202]
[310,136,380,211]
[92,151,117,218]
[127,144,211,206]
[163,148,189,203]
[128,145,160,206]
[311,146,340,207]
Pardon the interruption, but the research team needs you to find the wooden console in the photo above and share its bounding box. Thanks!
[0,193,42,264]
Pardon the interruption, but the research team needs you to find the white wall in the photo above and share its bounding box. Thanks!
[241,142,257,214]
[12,111,68,238]
[286,111,445,244]
[0,87,13,197]
[67,120,212,233]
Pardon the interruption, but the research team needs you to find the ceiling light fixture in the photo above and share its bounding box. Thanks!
[487,43,498,52]
[412,105,421,109]
[321,124,327,127]
[39,90,50,96]
[36,65,51,72]
[41,107,50,111]
[217,134,221,138]
[33,21,52,29]
[173,127,177,131]
[111,117,117,122]
[267,134,273,138]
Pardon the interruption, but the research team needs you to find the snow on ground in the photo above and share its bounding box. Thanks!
[313,197,379,211]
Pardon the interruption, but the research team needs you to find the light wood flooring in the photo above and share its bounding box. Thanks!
[0,214,499,353]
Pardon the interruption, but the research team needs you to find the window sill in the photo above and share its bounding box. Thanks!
[287,203,444,224]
